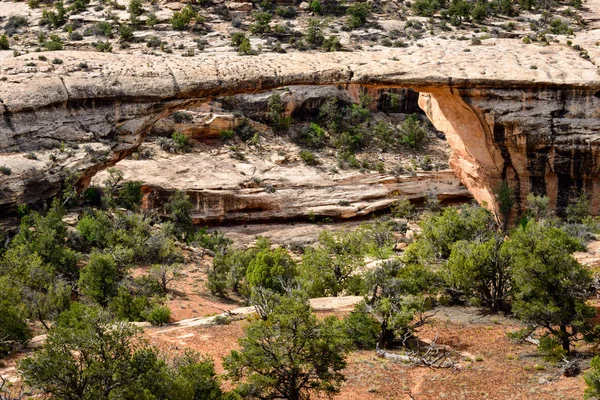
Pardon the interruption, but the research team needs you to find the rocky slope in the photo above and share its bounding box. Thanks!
[93,143,468,224]
[2,37,600,219]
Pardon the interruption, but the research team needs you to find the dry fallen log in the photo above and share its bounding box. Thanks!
[375,334,457,369]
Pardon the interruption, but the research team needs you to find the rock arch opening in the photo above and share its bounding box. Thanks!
[94,84,470,226]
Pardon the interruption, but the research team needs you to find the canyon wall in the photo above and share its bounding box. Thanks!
[1,43,599,220]
[420,87,600,216]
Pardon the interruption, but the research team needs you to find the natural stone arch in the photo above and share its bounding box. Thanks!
[2,48,600,223]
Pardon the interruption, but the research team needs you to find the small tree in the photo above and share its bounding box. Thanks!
[128,0,144,19]
[526,193,551,221]
[585,356,600,399]
[224,294,352,400]
[494,180,515,232]
[299,229,365,297]
[207,247,255,297]
[398,114,428,149]
[412,0,441,16]
[19,305,146,399]
[150,263,183,293]
[0,35,9,50]
[566,194,590,223]
[249,11,272,34]
[10,200,79,281]
[246,247,297,293]
[117,180,143,211]
[19,304,225,399]
[171,5,196,30]
[78,251,120,306]
[166,190,194,241]
[507,220,594,354]
[305,18,325,47]
[0,277,31,355]
[445,235,512,312]
[345,2,371,29]
[267,93,290,131]
[403,204,495,263]
[362,260,435,348]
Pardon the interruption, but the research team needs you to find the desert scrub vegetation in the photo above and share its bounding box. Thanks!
[279,95,432,169]
[2,166,600,397]
[157,131,193,153]
[230,32,255,55]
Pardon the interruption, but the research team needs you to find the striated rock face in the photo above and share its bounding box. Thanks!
[2,42,600,219]
[93,148,468,224]
[420,87,600,216]
[145,170,469,225]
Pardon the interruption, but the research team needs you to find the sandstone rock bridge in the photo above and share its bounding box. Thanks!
[2,38,600,220]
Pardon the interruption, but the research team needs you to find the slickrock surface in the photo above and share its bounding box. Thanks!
[94,147,469,224]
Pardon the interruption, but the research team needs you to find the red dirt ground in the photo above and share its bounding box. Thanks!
[144,306,587,400]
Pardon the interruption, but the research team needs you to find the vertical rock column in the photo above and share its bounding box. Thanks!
[418,88,504,216]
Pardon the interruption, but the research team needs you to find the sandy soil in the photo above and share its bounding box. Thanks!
[143,306,588,400]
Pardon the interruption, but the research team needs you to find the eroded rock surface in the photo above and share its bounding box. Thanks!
[2,40,600,218]
[94,146,468,224]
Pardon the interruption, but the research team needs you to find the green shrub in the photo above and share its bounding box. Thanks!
[119,24,134,41]
[346,2,371,29]
[128,0,144,18]
[171,5,196,30]
[78,251,120,306]
[44,37,63,51]
[275,6,296,18]
[0,277,32,355]
[566,194,590,223]
[172,131,191,150]
[212,315,230,325]
[147,36,161,48]
[323,35,342,51]
[117,181,143,211]
[297,123,327,148]
[412,0,441,16]
[0,165,11,175]
[41,2,66,28]
[585,356,600,398]
[299,150,318,165]
[144,304,171,326]
[231,32,247,46]
[399,114,427,149]
[173,111,193,123]
[237,37,254,55]
[305,19,324,47]
[69,0,88,13]
[310,0,322,13]
[166,190,194,241]
[146,13,158,28]
[0,35,9,50]
[93,41,112,52]
[392,198,415,219]
[246,247,297,293]
[109,286,150,322]
[249,12,272,34]
[220,129,235,141]
[343,301,380,349]
[95,21,114,37]
[4,16,28,36]
[190,228,232,254]
[267,93,291,131]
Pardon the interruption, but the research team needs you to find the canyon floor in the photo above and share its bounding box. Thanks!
[3,0,600,397]
[2,239,597,399]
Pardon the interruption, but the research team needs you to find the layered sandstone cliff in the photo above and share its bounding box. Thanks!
[2,39,600,218]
